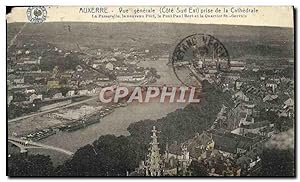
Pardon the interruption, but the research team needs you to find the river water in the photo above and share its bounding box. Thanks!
[28,58,187,165]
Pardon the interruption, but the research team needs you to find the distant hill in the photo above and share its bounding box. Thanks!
[7,22,294,59]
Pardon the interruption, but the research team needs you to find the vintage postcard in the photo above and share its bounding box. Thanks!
[6,6,295,177]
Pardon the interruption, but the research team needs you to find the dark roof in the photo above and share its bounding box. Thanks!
[245,115,253,122]
[240,112,247,118]
[210,129,255,154]
[213,134,238,153]
[244,133,261,139]
[168,142,181,155]
[241,121,270,129]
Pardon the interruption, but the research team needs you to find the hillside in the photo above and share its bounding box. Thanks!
[7,22,294,59]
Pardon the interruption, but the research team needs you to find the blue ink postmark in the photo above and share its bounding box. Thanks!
[26,6,47,24]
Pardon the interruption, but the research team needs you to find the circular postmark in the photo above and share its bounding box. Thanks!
[26,6,47,24]
[172,33,231,87]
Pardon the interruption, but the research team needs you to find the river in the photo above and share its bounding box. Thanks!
[27,58,187,165]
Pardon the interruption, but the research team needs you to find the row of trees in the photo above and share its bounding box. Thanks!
[8,147,295,176]
[7,81,295,176]
[8,81,224,176]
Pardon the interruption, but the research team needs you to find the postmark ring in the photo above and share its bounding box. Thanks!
[26,6,47,24]
[172,33,231,87]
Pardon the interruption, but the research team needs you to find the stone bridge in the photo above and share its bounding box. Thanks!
[8,136,74,156]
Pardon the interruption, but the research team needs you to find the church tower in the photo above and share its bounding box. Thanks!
[145,126,162,176]
[179,145,190,176]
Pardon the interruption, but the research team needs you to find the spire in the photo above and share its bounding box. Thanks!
[179,145,190,176]
[165,137,169,160]
[166,137,169,153]
[146,126,162,176]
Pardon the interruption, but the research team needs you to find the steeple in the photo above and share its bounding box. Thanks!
[179,145,190,176]
[145,126,162,176]
[165,138,169,159]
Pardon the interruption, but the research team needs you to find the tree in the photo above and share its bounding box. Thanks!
[8,153,54,176]
[260,148,295,176]
[188,160,208,176]
[55,135,141,176]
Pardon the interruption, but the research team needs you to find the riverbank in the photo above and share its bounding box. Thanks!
[8,58,189,166]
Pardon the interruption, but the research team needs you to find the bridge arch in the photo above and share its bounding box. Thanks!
[8,137,74,156]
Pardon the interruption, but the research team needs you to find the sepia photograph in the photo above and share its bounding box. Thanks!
[6,6,295,177]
